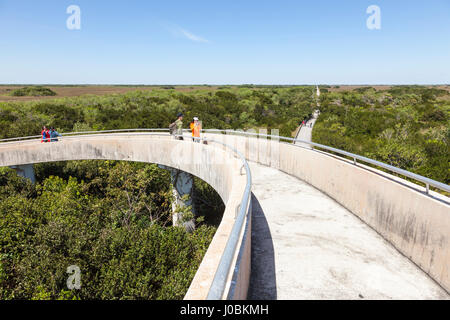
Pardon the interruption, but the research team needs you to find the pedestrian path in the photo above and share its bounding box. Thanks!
[295,110,320,149]
[247,162,449,300]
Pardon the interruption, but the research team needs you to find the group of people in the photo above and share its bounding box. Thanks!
[301,119,313,128]
[170,113,202,142]
[40,126,62,143]
[41,117,202,144]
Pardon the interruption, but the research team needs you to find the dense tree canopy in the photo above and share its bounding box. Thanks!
[0,161,220,300]
[1,85,448,299]
[0,86,316,300]
[313,86,449,185]
[0,87,316,139]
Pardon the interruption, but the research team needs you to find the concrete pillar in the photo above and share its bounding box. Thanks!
[10,164,36,183]
[158,165,196,231]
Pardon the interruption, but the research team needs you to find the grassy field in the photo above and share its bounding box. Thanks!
[1,84,448,102]
[0,85,222,102]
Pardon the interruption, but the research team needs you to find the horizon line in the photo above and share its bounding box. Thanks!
[0,83,449,86]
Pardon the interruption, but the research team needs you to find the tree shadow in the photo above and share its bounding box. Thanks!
[247,193,277,300]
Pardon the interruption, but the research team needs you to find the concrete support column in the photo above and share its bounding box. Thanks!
[158,165,195,231]
[10,164,36,183]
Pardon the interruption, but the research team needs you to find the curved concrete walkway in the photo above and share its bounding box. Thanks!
[248,162,449,300]
[1,132,448,299]
[295,110,320,149]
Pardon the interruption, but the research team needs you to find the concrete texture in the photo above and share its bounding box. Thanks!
[277,142,450,293]
[0,134,251,300]
[248,193,277,300]
[1,132,449,299]
[208,132,450,293]
[10,164,36,183]
[158,165,195,231]
[248,162,449,299]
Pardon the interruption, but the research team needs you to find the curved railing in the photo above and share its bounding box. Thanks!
[199,128,450,292]
[200,129,450,195]
[1,128,449,296]
[199,137,252,300]
[2,128,447,194]
[0,129,252,300]
[0,128,168,143]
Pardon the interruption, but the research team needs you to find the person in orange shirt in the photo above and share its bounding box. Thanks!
[190,117,202,142]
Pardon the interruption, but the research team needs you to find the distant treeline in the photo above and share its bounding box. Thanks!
[9,86,56,97]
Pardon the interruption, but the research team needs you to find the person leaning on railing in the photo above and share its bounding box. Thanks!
[170,113,184,140]
[50,127,62,142]
[41,126,50,143]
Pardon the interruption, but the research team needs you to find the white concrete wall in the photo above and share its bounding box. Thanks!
[208,133,450,293]
[0,133,252,300]
[2,132,448,295]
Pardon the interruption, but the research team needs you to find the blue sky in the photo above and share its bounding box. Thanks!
[0,0,449,84]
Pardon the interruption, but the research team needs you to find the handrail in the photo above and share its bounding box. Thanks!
[175,133,252,299]
[0,128,253,300]
[1,127,448,193]
[1,127,448,297]
[198,137,252,300]
[0,128,168,143]
[201,129,450,194]
[172,134,252,299]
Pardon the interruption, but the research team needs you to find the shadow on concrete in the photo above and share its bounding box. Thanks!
[247,193,277,300]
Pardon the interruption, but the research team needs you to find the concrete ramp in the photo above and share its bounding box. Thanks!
[1,131,448,300]
[248,162,449,300]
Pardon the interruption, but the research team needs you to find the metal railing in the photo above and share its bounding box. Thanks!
[174,133,253,299]
[200,137,252,300]
[4,128,447,194]
[1,128,448,295]
[0,128,169,143]
[0,128,253,300]
[201,129,450,194]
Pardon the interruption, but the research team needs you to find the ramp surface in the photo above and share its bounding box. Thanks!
[248,162,449,300]
[295,110,319,149]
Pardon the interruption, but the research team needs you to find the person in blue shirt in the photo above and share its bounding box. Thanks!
[50,127,62,142]
[41,126,50,143]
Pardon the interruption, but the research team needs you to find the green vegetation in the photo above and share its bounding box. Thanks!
[0,160,219,300]
[9,86,57,97]
[313,86,449,185]
[0,86,315,299]
[1,84,448,299]
[0,86,315,138]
